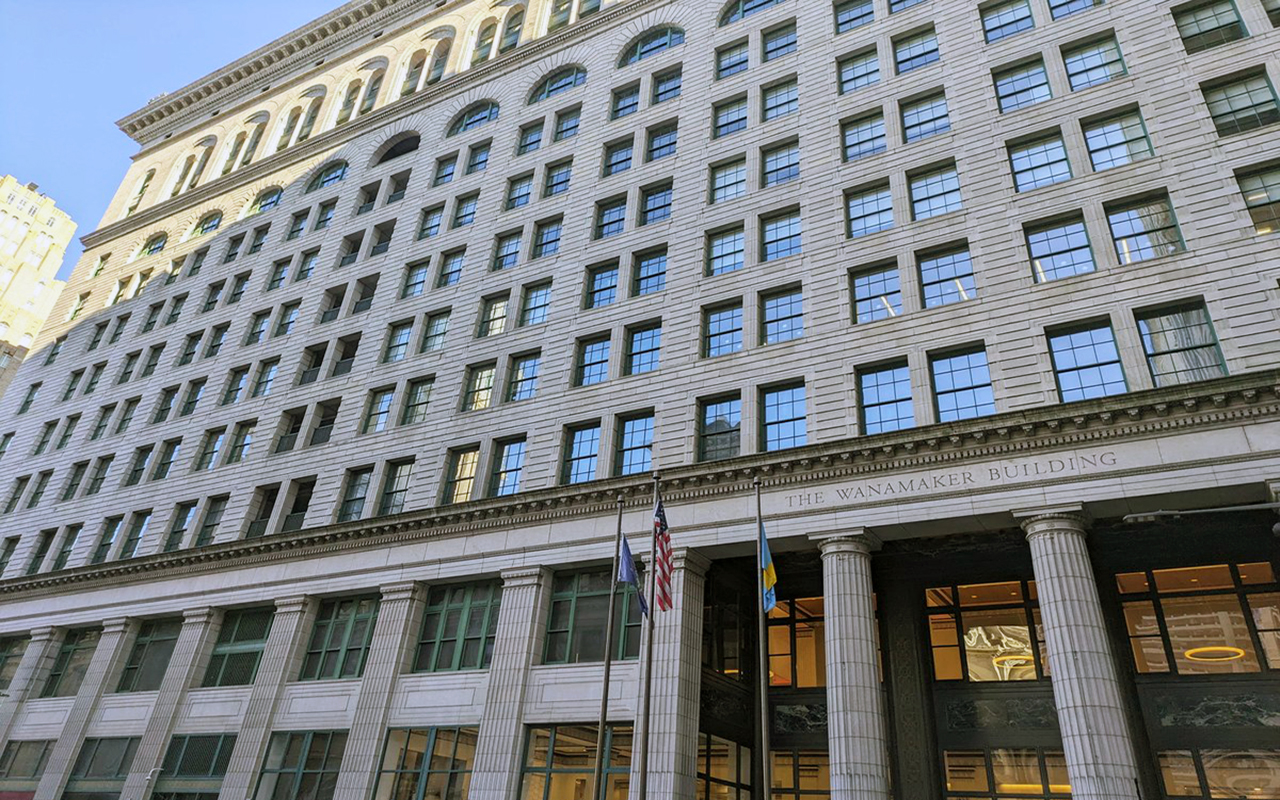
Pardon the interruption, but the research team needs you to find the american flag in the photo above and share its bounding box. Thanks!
[654,499,673,612]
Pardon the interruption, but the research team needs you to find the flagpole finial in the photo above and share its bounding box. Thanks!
[753,476,762,488]
[616,494,625,506]
[652,472,661,483]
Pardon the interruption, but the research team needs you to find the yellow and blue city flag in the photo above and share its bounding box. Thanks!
[759,521,777,613]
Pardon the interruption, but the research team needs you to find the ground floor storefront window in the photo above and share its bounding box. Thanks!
[1158,749,1280,798]
[519,724,631,800]
[943,749,1070,798]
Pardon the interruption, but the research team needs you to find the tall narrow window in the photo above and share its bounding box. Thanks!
[563,424,601,484]
[615,414,654,476]
[762,384,806,451]
[489,439,526,496]
[699,395,742,461]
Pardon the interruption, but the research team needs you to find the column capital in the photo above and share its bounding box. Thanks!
[182,607,216,625]
[501,566,551,588]
[379,580,423,604]
[809,528,882,555]
[672,548,711,576]
[274,595,310,614]
[102,617,132,635]
[28,626,60,643]
[1013,504,1090,537]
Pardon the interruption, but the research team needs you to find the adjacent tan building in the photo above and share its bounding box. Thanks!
[1,1,1280,799]
[0,176,71,398]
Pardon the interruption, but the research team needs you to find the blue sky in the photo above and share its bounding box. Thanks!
[0,0,336,278]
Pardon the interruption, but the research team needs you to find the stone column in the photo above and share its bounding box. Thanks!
[469,567,552,800]
[219,596,316,800]
[0,627,62,748]
[34,617,136,800]
[630,548,710,798]
[333,581,424,800]
[120,607,220,800]
[1017,507,1141,800]
[809,530,891,800]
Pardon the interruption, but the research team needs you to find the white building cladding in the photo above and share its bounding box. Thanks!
[1,0,1280,797]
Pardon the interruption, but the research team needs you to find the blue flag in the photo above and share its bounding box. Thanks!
[619,537,650,617]
[760,521,777,613]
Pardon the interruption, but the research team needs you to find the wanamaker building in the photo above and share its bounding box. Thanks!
[1,0,1279,798]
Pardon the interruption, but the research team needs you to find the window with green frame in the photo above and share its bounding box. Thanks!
[203,607,274,687]
[544,570,642,665]
[374,727,479,800]
[413,581,502,673]
[64,737,140,800]
[251,731,347,800]
[41,628,101,698]
[117,618,182,693]
[298,596,380,681]
[0,739,54,782]
[519,724,632,800]
[153,734,236,800]
[0,636,29,691]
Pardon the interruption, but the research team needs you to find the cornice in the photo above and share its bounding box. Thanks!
[4,371,1279,600]
[83,0,656,252]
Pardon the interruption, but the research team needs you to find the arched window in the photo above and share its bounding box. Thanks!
[241,114,269,166]
[428,39,453,85]
[619,26,685,66]
[172,136,218,196]
[376,134,421,165]
[307,161,348,193]
[124,169,155,218]
[249,188,283,215]
[192,212,223,237]
[277,107,304,152]
[222,132,248,177]
[448,101,500,136]
[472,20,498,66]
[335,80,363,126]
[528,66,587,104]
[500,7,525,53]
[720,0,785,26]
[548,0,600,32]
[140,233,168,257]
[359,69,385,116]
[401,50,427,97]
[297,90,325,144]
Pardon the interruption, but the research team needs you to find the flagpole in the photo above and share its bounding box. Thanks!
[592,495,626,800]
[754,477,773,799]
[636,474,660,799]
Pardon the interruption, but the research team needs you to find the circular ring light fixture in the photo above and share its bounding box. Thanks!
[1184,646,1246,662]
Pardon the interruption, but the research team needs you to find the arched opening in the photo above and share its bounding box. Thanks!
[401,50,428,97]
[720,0,785,26]
[375,133,422,165]
[124,169,155,218]
[618,26,685,67]
[428,38,453,85]
[335,79,363,127]
[307,161,348,193]
[447,101,500,136]
[472,20,498,66]
[192,211,223,238]
[138,233,169,259]
[248,188,283,216]
[528,65,587,104]
[500,7,526,53]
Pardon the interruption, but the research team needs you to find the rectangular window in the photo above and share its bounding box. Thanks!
[641,183,673,224]
[374,728,478,800]
[519,725,633,794]
[1049,0,1102,17]
[633,250,667,296]
[520,282,552,326]
[711,160,747,203]
[587,264,619,308]
[846,183,894,238]
[902,92,950,142]
[401,378,434,425]
[895,28,940,73]
[708,228,745,275]
[507,353,541,401]
[1048,323,1128,401]
[1009,134,1072,192]
[1175,0,1246,52]
[762,80,799,120]
[1064,36,1127,90]
[615,414,654,476]
[1083,109,1154,170]
[842,112,886,161]
[715,97,748,138]
[544,160,573,197]
[252,731,347,800]
[1239,165,1280,234]
[612,85,641,119]
[1136,302,1228,386]
[910,164,962,220]
[763,23,797,61]
[518,122,543,154]
[194,496,229,546]
[478,296,508,338]
[467,143,490,173]
[489,439,526,496]
[859,362,915,434]
[653,67,683,103]
[403,260,430,297]
[983,0,1034,41]
[576,337,611,386]
[298,597,379,680]
[443,447,479,505]
[452,192,479,227]
[434,155,457,186]
[919,245,977,308]
[338,468,374,522]
[67,737,140,790]
[413,582,501,672]
[1106,193,1185,264]
[462,364,496,411]
[314,201,336,230]
[505,176,533,211]
[705,303,744,357]
[626,325,662,375]
[563,424,601,484]
[196,428,226,470]
[995,59,1052,112]
[647,123,679,160]
[852,263,902,323]
[116,618,181,693]
[42,628,101,697]
[762,143,800,187]
[595,198,627,239]
[699,395,741,461]
[533,219,562,257]
[544,572,642,663]
[555,108,580,141]
[839,48,879,93]
[836,0,874,31]
[377,461,413,516]
[0,738,51,781]
[363,389,395,434]
[604,140,633,176]
[762,210,802,261]
[418,206,444,238]
[762,289,803,344]
[438,250,465,287]
[931,348,996,421]
[717,41,749,77]
[762,383,807,451]
[1027,216,1096,282]
[1202,72,1280,136]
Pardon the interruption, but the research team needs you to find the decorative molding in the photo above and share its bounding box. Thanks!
[809,529,882,555]
[2,372,1279,600]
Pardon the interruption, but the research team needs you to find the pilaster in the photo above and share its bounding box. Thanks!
[469,566,552,800]
[332,581,424,800]
[120,607,221,800]
[218,596,316,800]
[34,617,136,800]
[0,627,62,749]
[629,548,710,799]
[1016,506,1141,800]
[809,529,891,800]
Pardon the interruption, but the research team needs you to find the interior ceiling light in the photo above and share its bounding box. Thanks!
[1184,646,1246,662]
